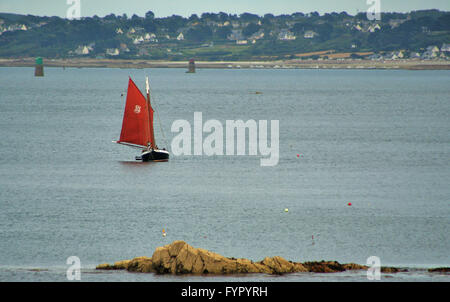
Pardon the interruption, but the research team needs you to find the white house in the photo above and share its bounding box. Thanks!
[106,48,120,56]
[133,36,144,45]
[394,51,404,59]
[236,40,248,45]
[427,45,440,53]
[421,46,440,59]
[74,45,90,55]
[177,32,184,41]
[354,24,363,31]
[6,24,27,31]
[116,28,123,34]
[368,24,381,32]
[304,30,317,39]
[278,29,296,40]
[440,44,450,52]
[144,33,156,40]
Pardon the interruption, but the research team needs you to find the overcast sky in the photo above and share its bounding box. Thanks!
[1,0,449,18]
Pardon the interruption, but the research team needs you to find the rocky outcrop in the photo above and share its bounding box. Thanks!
[428,267,450,273]
[149,241,302,274]
[380,266,408,273]
[96,257,154,272]
[302,261,371,273]
[96,240,380,275]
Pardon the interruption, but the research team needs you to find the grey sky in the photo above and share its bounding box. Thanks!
[1,0,449,18]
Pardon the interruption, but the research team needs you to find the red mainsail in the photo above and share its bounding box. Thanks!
[117,78,152,147]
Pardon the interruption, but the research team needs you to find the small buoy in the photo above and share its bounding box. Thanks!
[162,228,166,237]
[284,208,289,212]
[297,154,300,158]
[348,202,352,206]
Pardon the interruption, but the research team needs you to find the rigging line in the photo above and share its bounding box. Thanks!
[148,85,169,149]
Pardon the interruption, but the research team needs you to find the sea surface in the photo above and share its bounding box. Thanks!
[0,67,449,282]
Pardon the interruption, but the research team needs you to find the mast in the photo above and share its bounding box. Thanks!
[146,76,156,149]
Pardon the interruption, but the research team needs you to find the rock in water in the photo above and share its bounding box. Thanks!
[96,240,377,275]
[428,267,450,273]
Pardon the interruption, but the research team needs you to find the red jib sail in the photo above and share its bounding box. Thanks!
[117,78,152,147]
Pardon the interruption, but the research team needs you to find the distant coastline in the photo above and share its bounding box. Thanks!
[1,58,450,70]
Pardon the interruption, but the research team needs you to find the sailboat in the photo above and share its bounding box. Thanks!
[113,77,169,162]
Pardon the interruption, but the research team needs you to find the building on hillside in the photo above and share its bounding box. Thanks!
[106,48,120,56]
[440,43,450,52]
[421,46,440,59]
[409,52,421,59]
[354,24,363,31]
[368,24,381,32]
[278,29,296,40]
[304,30,317,39]
[133,36,144,44]
[74,45,90,55]
[427,45,440,53]
[144,33,158,42]
[249,30,264,40]
[385,51,404,60]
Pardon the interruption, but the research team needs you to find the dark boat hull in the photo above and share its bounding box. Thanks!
[136,149,169,162]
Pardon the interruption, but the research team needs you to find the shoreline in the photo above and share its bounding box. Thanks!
[1,58,450,70]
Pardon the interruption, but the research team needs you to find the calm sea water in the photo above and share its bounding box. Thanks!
[0,67,449,282]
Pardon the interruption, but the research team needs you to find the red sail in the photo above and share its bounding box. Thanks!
[118,78,151,147]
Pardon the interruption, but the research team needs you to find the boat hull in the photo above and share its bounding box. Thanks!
[137,149,169,162]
